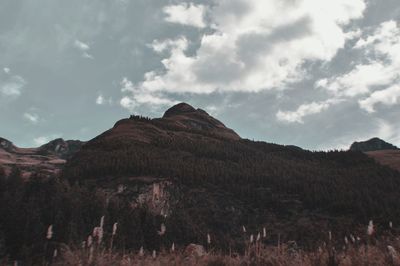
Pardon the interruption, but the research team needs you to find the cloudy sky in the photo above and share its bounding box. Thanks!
[1,0,399,150]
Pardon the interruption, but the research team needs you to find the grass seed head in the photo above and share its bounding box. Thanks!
[112,222,118,236]
[367,220,374,236]
[46,225,53,240]
[100,216,105,228]
[158,223,166,236]
[87,236,93,247]
[388,245,398,260]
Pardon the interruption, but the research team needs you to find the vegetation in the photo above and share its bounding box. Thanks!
[2,115,400,264]
[64,119,400,246]
[44,241,400,266]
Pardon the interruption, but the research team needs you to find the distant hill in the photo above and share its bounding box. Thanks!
[0,137,84,178]
[350,137,398,152]
[349,138,400,172]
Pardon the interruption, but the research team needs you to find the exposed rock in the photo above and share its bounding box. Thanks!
[136,180,172,217]
[184,244,206,257]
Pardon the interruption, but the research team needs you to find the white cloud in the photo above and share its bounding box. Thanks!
[119,77,178,111]
[276,99,341,124]
[96,93,113,105]
[74,40,93,59]
[163,3,207,28]
[136,0,365,96]
[315,62,396,97]
[96,94,105,105]
[344,29,362,40]
[120,96,136,111]
[354,21,399,51]
[1,75,26,97]
[74,40,90,51]
[150,37,188,54]
[3,67,10,74]
[359,84,400,113]
[23,112,40,124]
[317,20,400,106]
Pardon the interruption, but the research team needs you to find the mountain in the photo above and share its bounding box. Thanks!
[0,137,84,178]
[38,138,84,159]
[350,137,399,152]
[3,103,400,260]
[349,138,400,172]
[61,103,400,249]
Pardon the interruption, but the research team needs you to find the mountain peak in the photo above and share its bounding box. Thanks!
[163,102,197,118]
[159,103,240,140]
[350,137,399,152]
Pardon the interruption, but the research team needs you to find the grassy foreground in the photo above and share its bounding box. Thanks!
[7,239,400,266]
[3,219,400,265]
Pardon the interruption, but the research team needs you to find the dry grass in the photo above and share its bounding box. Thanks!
[4,216,400,265]
[37,238,400,266]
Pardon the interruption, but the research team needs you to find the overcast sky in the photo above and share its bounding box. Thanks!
[0,0,399,150]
